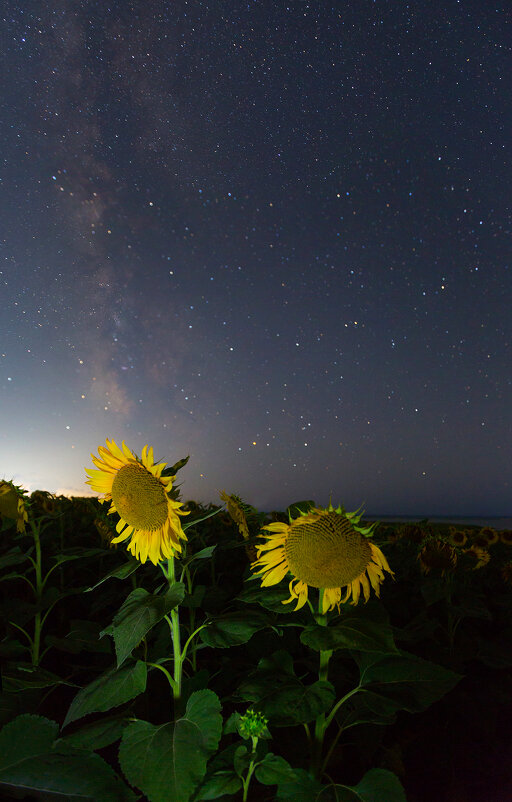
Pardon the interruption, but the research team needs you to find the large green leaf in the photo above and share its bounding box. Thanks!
[57,714,129,752]
[356,649,462,713]
[255,753,297,785]
[0,547,30,571]
[0,714,134,801]
[63,660,147,727]
[107,584,185,666]
[301,603,398,655]
[119,689,222,802]
[237,583,298,613]
[276,767,405,802]
[86,558,140,592]
[275,768,324,801]
[193,769,242,799]
[200,609,271,648]
[343,767,407,801]
[237,650,335,726]
[0,714,58,770]
[2,664,75,693]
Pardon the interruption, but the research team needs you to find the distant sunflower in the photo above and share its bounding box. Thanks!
[500,530,512,546]
[251,502,394,613]
[448,529,468,548]
[418,539,457,576]
[464,545,490,570]
[219,491,250,540]
[85,439,189,565]
[477,527,499,546]
[0,480,29,533]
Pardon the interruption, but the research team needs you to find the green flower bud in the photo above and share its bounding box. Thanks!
[238,708,269,740]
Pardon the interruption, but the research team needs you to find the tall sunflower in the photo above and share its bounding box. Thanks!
[251,502,394,613]
[85,439,189,565]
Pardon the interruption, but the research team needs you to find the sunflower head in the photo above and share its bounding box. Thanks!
[448,529,468,548]
[463,545,490,570]
[85,439,189,565]
[0,480,29,533]
[30,490,59,516]
[500,530,512,546]
[251,502,394,613]
[417,539,457,576]
[477,527,499,546]
[219,491,250,540]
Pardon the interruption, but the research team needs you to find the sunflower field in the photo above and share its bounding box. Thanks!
[1,441,512,802]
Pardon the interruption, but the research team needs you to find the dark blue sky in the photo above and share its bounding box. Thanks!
[1,1,511,515]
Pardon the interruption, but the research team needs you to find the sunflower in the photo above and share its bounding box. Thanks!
[463,545,490,570]
[0,480,29,533]
[477,527,499,546]
[500,530,512,546]
[251,502,394,613]
[219,491,250,540]
[85,439,189,565]
[418,539,457,576]
[448,529,468,548]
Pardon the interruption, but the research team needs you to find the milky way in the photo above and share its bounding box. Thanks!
[1,1,511,515]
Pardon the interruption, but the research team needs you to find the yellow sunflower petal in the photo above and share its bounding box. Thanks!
[322,587,341,613]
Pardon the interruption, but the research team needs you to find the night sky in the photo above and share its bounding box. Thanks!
[1,1,511,516]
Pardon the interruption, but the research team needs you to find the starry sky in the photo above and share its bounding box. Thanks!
[1,1,511,516]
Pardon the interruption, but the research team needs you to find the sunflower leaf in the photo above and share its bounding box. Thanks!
[56,714,129,752]
[237,583,298,613]
[192,769,242,799]
[332,767,407,802]
[237,651,335,725]
[199,609,271,648]
[118,689,222,802]
[63,660,147,727]
[254,753,297,785]
[300,604,398,655]
[355,649,462,713]
[85,558,140,592]
[0,714,134,801]
[110,584,185,667]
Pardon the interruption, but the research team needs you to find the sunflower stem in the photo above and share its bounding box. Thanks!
[241,735,259,802]
[310,589,333,780]
[30,518,44,667]
[166,556,183,717]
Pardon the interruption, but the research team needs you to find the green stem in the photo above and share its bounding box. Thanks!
[165,557,183,716]
[324,686,361,730]
[310,589,333,780]
[241,735,259,802]
[31,520,43,667]
[146,661,179,693]
[181,624,207,666]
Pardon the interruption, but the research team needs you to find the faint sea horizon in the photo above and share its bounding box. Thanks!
[363,515,512,530]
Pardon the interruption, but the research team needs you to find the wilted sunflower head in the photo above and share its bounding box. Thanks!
[219,491,250,540]
[0,480,29,533]
[251,501,394,613]
[418,539,457,576]
[30,490,59,516]
[85,439,189,565]
[220,490,259,561]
